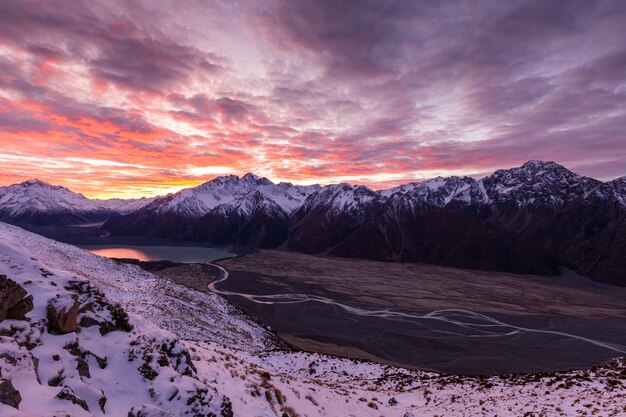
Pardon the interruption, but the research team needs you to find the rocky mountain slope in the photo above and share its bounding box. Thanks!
[0,179,154,225]
[103,161,626,285]
[1,221,625,416]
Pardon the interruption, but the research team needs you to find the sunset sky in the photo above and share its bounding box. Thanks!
[1,0,625,198]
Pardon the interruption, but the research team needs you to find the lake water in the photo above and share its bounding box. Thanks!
[82,245,234,263]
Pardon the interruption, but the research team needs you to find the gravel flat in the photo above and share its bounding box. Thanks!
[215,250,626,375]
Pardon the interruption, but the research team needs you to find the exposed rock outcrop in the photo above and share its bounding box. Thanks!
[6,295,33,320]
[0,378,21,409]
[56,386,89,411]
[0,275,33,321]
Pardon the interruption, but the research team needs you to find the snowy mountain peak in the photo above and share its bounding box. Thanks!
[299,183,379,213]
[241,172,261,181]
[15,178,74,194]
[521,159,560,169]
[145,173,320,217]
[21,178,53,187]
[488,160,595,191]
[380,176,476,207]
[447,161,604,212]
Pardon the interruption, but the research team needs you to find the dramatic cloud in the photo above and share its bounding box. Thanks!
[0,0,624,197]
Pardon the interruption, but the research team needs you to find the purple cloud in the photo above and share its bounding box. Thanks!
[0,0,624,196]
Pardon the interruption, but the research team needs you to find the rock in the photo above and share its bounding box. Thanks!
[95,355,107,369]
[47,294,80,334]
[48,371,63,387]
[77,357,90,378]
[78,302,94,313]
[98,394,107,412]
[57,387,89,411]
[0,378,22,409]
[98,321,118,336]
[128,404,176,417]
[6,295,33,320]
[0,275,32,321]
[56,387,89,411]
[79,315,100,328]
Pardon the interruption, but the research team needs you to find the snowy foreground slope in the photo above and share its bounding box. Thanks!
[0,222,625,416]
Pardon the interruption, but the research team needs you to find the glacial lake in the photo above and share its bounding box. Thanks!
[82,245,234,263]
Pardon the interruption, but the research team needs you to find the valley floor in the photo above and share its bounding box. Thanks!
[0,221,625,416]
[217,250,626,375]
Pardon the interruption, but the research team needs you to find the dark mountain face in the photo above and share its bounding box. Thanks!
[513,192,626,285]
[101,211,198,241]
[194,192,290,248]
[433,163,626,284]
[0,207,116,226]
[287,184,385,254]
[331,197,558,276]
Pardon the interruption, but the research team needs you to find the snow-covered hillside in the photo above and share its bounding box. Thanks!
[1,222,625,416]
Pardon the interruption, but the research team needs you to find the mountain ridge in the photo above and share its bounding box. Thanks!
[0,179,156,225]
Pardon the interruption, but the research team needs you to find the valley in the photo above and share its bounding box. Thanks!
[213,250,626,375]
[101,245,626,375]
[2,221,624,416]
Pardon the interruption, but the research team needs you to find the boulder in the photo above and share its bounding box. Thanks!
[0,379,21,409]
[47,294,80,334]
[0,275,32,321]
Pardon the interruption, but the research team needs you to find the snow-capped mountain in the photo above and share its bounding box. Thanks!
[0,179,155,226]
[449,160,605,217]
[381,176,477,206]
[143,173,320,217]
[297,183,381,213]
[379,160,612,214]
[104,173,321,245]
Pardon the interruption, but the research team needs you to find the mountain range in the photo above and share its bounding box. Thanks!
[2,161,625,285]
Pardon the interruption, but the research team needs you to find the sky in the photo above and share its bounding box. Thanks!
[0,0,625,198]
